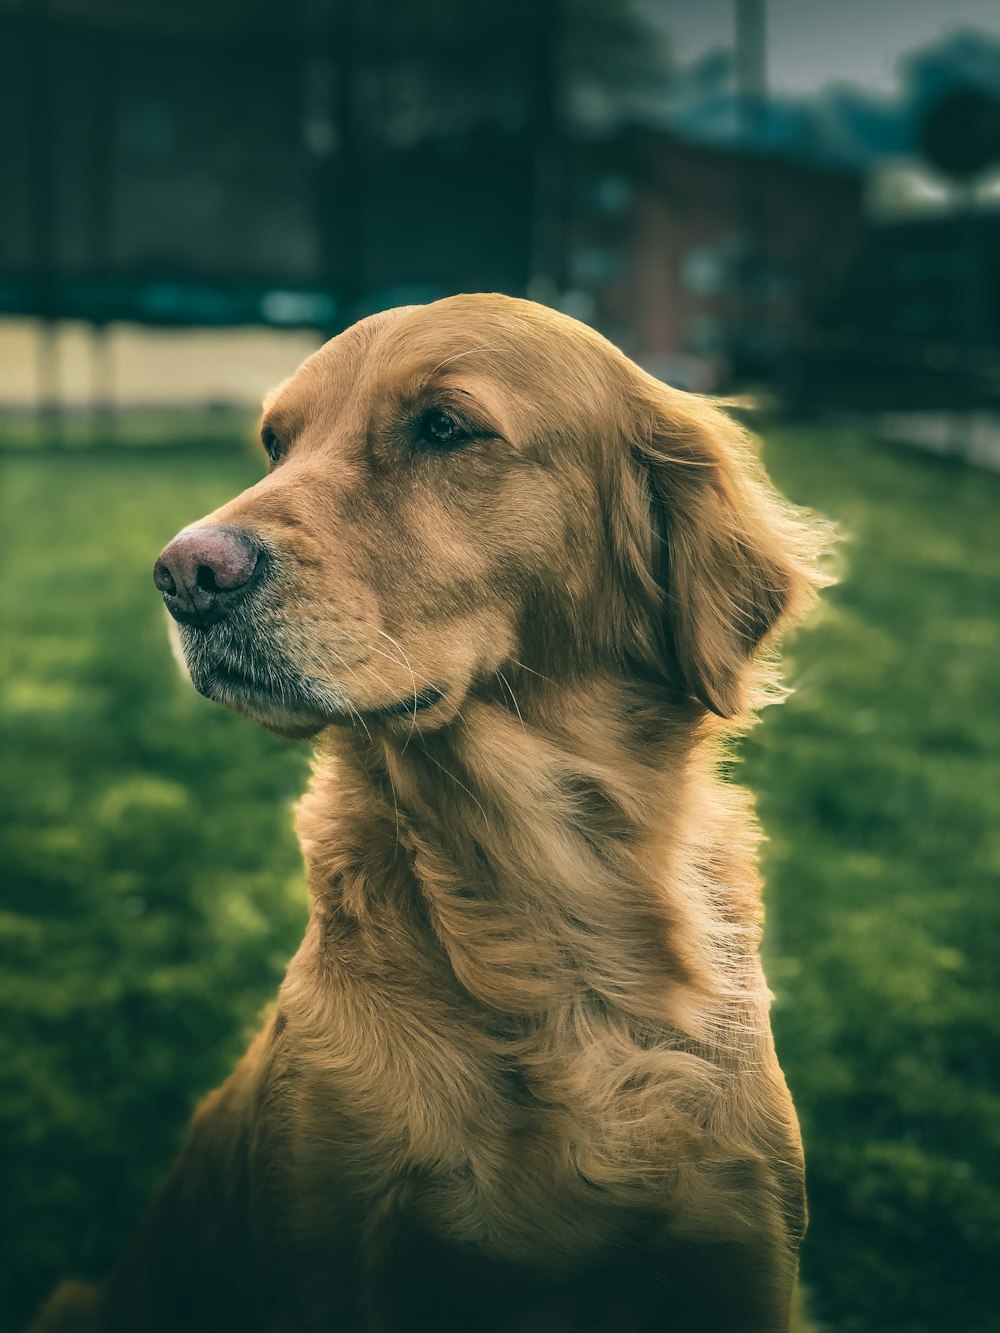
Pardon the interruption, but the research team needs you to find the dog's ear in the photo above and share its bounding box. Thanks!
[610,375,828,718]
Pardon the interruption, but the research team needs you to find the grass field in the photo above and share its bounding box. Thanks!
[2,428,998,1331]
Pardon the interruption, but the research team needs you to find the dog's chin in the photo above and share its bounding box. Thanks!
[239,705,329,741]
[193,672,331,740]
[175,635,339,741]
[172,622,452,740]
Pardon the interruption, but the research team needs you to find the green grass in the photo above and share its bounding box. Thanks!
[0,406,256,452]
[746,428,1000,1332]
[0,447,309,1325]
[2,431,998,1331]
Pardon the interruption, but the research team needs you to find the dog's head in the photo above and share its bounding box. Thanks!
[154,294,826,738]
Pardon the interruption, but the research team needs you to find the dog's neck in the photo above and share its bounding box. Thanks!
[298,668,769,1043]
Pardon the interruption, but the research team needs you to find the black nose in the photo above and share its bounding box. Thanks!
[153,526,261,626]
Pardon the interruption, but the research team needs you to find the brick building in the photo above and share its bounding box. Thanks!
[566,130,866,390]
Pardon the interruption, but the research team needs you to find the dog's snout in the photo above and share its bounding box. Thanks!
[153,526,261,626]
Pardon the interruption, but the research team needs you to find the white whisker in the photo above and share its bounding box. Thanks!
[426,344,496,377]
[508,657,555,687]
[495,669,526,735]
[417,748,491,831]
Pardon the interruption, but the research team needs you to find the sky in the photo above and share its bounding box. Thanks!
[645,0,1000,96]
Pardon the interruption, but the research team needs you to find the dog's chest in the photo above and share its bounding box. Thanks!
[272,924,616,1260]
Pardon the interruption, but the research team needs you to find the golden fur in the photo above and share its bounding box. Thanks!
[32,294,830,1332]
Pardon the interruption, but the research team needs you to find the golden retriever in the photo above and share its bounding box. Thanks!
[33,294,829,1332]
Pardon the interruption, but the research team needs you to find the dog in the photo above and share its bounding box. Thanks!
[32,294,829,1331]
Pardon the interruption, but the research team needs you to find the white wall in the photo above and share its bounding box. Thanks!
[0,320,323,411]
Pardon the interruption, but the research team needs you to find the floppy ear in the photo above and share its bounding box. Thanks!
[612,376,829,718]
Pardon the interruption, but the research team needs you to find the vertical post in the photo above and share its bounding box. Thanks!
[735,0,766,124]
[27,0,61,446]
[37,321,61,447]
[528,0,564,303]
[298,0,344,338]
[331,0,362,328]
[91,324,115,445]
[951,181,981,456]
[90,26,118,444]
[733,0,768,382]
[958,183,983,357]
[299,0,363,335]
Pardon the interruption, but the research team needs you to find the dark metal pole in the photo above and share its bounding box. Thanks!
[90,26,119,444]
[298,0,359,338]
[951,181,982,455]
[332,0,362,328]
[735,0,766,120]
[734,0,768,383]
[26,0,61,446]
[528,0,564,302]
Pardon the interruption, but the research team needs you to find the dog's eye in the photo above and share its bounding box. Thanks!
[415,408,467,450]
[261,426,284,466]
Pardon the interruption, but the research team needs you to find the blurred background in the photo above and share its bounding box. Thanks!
[1,1,998,1329]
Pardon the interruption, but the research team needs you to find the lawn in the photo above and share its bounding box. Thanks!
[1,428,998,1331]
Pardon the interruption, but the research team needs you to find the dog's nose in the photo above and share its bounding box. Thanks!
[153,526,260,626]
